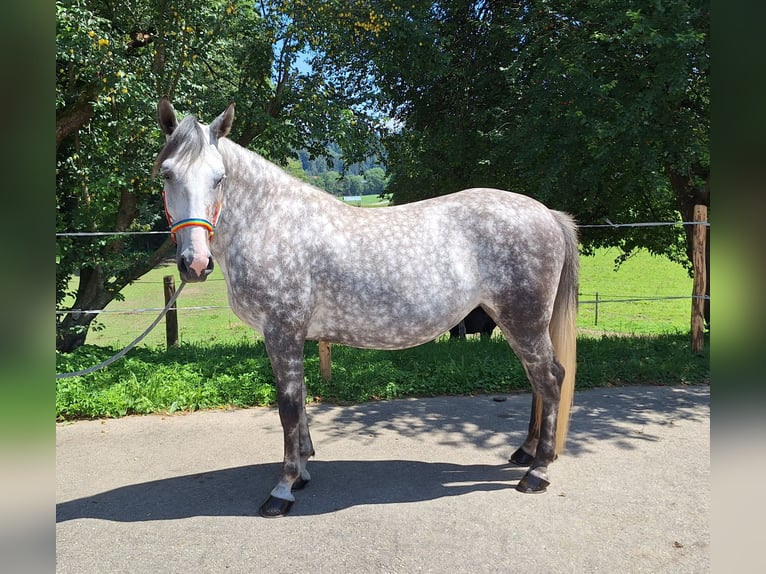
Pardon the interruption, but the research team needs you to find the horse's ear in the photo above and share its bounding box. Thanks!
[157,96,178,137]
[210,102,235,141]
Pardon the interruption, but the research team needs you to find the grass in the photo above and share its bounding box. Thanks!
[341,194,392,207]
[56,334,708,420]
[56,247,707,420]
[577,248,693,334]
[80,267,252,348]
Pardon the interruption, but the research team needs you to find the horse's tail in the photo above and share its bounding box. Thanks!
[548,210,579,455]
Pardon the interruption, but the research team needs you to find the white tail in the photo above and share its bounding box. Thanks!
[549,211,579,454]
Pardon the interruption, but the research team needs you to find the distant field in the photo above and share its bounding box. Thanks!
[577,248,693,334]
[341,194,391,207]
[78,247,693,349]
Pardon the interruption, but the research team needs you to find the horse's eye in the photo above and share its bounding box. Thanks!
[215,174,226,188]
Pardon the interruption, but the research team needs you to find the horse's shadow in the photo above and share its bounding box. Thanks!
[57,386,709,523]
[56,460,524,522]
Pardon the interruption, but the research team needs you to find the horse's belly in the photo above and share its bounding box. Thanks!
[305,297,472,350]
[306,323,452,350]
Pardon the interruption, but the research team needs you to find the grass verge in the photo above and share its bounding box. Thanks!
[56,333,709,420]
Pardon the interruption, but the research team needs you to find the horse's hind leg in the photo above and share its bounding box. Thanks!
[496,321,564,493]
[509,393,542,466]
[513,345,565,493]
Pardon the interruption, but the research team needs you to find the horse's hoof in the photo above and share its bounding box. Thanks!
[292,477,310,491]
[259,496,294,518]
[509,447,535,466]
[516,471,550,494]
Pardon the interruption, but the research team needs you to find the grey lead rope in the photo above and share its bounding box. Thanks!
[56,281,187,379]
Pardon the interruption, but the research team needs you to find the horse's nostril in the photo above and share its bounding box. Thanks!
[177,249,196,277]
[177,250,212,280]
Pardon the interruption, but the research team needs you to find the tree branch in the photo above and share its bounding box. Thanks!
[56,92,96,152]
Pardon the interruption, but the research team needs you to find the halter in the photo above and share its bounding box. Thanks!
[163,191,222,244]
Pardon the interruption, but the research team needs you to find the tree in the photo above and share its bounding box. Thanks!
[316,170,341,194]
[364,167,388,195]
[56,0,377,351]
[343,174,366,195]
[297,0,709,322]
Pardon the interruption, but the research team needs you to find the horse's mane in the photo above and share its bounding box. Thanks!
[152,115,207,177]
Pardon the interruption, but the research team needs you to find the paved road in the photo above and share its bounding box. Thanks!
[56,385,709,573]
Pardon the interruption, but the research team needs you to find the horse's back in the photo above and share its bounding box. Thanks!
[301,188,569,348]
[322,188,559,247]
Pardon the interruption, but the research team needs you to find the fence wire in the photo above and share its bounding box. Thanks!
[56,218,710,318]
[56,294,709,317]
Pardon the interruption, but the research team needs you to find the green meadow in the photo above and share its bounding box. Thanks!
[56,248,707,420]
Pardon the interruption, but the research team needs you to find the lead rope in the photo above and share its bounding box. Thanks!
[56,281,187,379]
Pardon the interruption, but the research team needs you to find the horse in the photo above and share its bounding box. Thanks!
[449,307,497,340]
[154,97,579,518]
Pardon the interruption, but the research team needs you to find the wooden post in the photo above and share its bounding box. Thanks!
[690,205,708,353]
[594,291,599,326]
[319,340,332,381]
[163,275,179,348]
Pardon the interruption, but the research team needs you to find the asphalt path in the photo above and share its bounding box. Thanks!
[56,385,710,573]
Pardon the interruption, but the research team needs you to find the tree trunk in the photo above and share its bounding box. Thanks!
[56,238,175,353]
[56,265,114,353]
[56,93,95,153]
[667,165,710,329]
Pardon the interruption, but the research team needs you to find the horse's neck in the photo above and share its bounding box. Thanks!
[220,139,336,210]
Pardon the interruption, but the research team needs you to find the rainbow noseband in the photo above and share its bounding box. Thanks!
[170,218,215,237]
[163,190,222,244]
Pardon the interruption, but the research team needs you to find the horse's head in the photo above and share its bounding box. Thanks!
[154,97,234,282]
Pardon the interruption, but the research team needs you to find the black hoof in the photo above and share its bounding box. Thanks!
[516,472,550,494]
[509,447,535,466]
[291,477,310,491]
[259,495,294,518]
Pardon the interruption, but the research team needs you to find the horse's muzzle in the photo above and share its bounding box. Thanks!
[178,247,214,282]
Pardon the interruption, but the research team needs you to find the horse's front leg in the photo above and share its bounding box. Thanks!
[292,371,315,491]
[259,332,314,518]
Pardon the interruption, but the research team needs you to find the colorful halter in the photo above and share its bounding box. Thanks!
[163,192,222,244]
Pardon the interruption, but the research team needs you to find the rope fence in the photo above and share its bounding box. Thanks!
[56,214,709,377]
[56,218,710,318]
[55,294,709,317]
[56,217,710,323]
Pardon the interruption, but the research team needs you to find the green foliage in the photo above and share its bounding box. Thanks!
[56,342,277,419]
[56,0,708,350]
[55,0,382,349]
[56,334,708,420]
[301,0,708,267]
[295,145,390,195]
[364,167,389,195]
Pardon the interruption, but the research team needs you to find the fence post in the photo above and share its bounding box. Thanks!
[690,205,708,353]
[594,291,599,326]
[319,340,332,380]
[163,275,179,348]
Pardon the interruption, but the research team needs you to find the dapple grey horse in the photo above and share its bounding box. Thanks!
[154,97,578,517]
